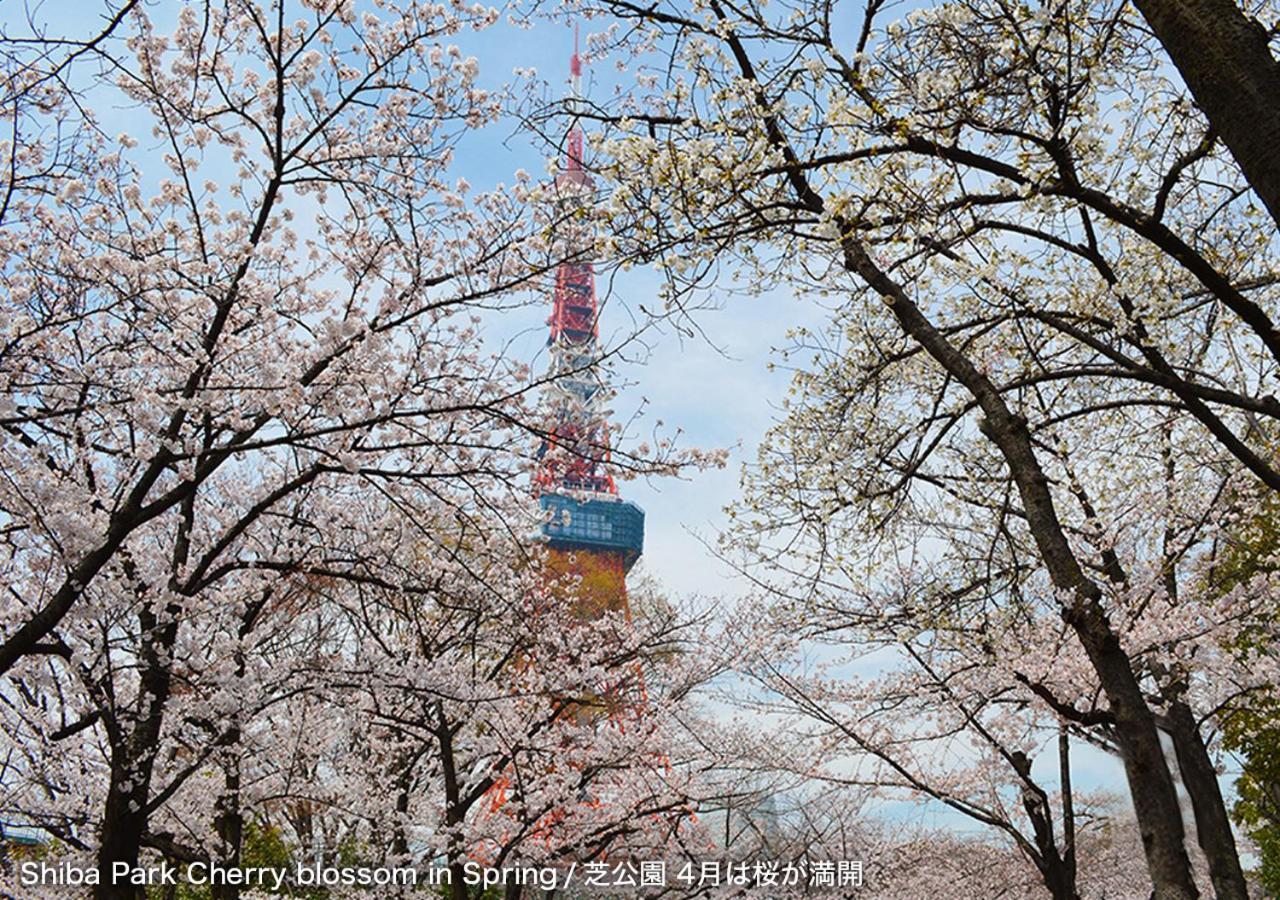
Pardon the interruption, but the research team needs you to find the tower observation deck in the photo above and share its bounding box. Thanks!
[534,30,644,586]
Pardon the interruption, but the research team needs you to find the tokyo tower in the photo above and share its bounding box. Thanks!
[533,29,644,614]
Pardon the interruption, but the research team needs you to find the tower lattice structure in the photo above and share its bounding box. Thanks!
[534,31,644,610]
[473,35,652,852]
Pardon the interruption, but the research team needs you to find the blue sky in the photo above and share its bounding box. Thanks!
[445,16,836,600]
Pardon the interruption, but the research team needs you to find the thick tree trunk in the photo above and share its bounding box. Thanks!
[1063,606,1198,899]
[95,496,192,900]
[94,609,180,900]
[96,756,151,900]
[437,704,471,900]
[212,741,244,900]
[1134,0,1280,230]
[1167,700,1250,900]
[1042,861,1080,900]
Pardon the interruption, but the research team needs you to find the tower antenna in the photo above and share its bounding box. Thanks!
[571,21,582,87]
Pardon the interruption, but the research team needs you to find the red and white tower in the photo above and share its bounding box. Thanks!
[535,28,644,612]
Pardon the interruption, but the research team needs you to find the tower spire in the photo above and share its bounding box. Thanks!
[565,22,585,174]
[571,22,582,84]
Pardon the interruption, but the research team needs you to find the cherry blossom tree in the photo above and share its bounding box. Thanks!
[0,1,721,897]
[549,0,1280,895]
[314,544,725,900]
[719,321,1280,895]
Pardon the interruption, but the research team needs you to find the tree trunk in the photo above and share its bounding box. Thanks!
[212,739,244,900]
[391,776,411,861]
[1042,731,1080,900]
[1167,700,1250,900]
[95,495,193,900]
[96,753,150,900]
[1060,728,1076,881]
[94,607,180,900]
[390,747,426,863]
[437,703,471,900]
[1066,607,1198,899]
[1134,0,1280,230]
